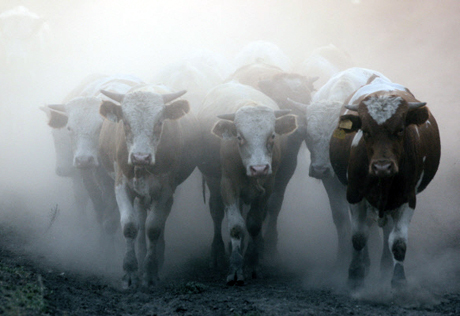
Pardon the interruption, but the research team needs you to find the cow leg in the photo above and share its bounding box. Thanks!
[115,176,139,290]
[348,201,373,289]
[322,176,351,270]
[135,197,147,276]
[71,174,90,218]
[246,200,268,279]
[207,177,226,269]
[143,191,173,288]
[380,215,394,280]
[388,204,414,289]
[225,202,245,285]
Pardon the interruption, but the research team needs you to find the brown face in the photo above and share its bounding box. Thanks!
[359,104,406,177]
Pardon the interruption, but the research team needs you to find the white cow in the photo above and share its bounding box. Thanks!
[303,67,389,267]
[43,74,144,245]
[299,44,354,89]
[234,40,293,72]
[197,82,297,284]
[0,6,50,67]
[99,85,200,289]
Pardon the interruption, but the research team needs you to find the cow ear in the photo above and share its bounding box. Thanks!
[48,109,68,128]
[338,114,361,133]
[275,114,297,135]
[212,120,237,139]
[406,106,429,126]
[100,100,123,122]
[164,100,190,120]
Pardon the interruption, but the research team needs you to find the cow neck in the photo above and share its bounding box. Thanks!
[372,177,394,218]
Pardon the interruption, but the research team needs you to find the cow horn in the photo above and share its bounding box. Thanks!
[408,102,426,109]
[162,90,187,103]
[274,109,292,118]
[47,104,66,112]
[286,98,307,110]
[345,104,358,111]
[100,90,125,103]
[217,113,236,121]
[309,76,320,83]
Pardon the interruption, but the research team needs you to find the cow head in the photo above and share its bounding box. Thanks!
[304,100,343,179]
[100,89,188,166]
[212,105,297,177]
[340,93,428,177]
[45,97,104,170]
[40,105,75,177]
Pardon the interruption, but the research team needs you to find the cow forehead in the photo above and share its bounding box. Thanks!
[122,91,164,121]
[363,95,403,125]
[234,105,275,135]
[66,97,103,127]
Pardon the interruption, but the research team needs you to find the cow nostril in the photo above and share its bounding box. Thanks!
[372,162,393,176]
[250,164,270,176]
[131,153,152,165]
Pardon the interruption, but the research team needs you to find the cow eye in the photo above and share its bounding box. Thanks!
[395,128,404,136]
[237,135,245,144]
[67,126,72,132]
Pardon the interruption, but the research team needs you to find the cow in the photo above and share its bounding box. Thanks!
[296,67,390,267]
[299,44,353,89]
[98,85,200,289]
[234,40,293,72]
[227,62,317,257]
[0,6,50,67]
[329,75,440,289]
[40,74,112,216]
[197,82,297,284]
[42,74,144,246]
[152,56,225,113]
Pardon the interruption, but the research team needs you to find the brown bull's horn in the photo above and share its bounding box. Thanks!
[217,113,236,121]
[408,102,427,109]
[345,104,358,111]
[274,109,292,118]
[100,90,125,103]
[162,90,187,103]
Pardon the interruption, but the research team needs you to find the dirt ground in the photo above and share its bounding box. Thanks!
[1,1,460,315]
[1,221,460,316]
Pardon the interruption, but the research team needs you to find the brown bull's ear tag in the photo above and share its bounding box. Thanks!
[339,119,353,130]
[332,128,346,139]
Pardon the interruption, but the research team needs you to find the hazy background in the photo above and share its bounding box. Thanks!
[0,0,459,296]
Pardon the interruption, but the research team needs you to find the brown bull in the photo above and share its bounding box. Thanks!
[329,76,440,289]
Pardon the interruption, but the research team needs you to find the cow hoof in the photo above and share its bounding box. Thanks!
[226,269,244,286]
[347,277,364,291]
[391,278,407,290]
[121,273,139,290]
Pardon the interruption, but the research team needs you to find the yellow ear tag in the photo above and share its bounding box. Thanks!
[332,128,346,139]
[339,119,353,130]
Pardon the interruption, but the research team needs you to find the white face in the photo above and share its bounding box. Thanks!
[121,91,165,166]
[305,100,342,179]
[65,97,104,169]
[233,106,276,177]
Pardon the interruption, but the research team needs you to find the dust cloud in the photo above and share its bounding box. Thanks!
[0,0,459,302]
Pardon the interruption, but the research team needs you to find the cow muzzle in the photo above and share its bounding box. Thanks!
[370,159,398,177]
[309,164,334,179]
[74,155,98,169]
[249,164,270,177]
[131,153,153,166]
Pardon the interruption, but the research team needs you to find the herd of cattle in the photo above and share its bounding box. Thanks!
[38,39,440,291]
